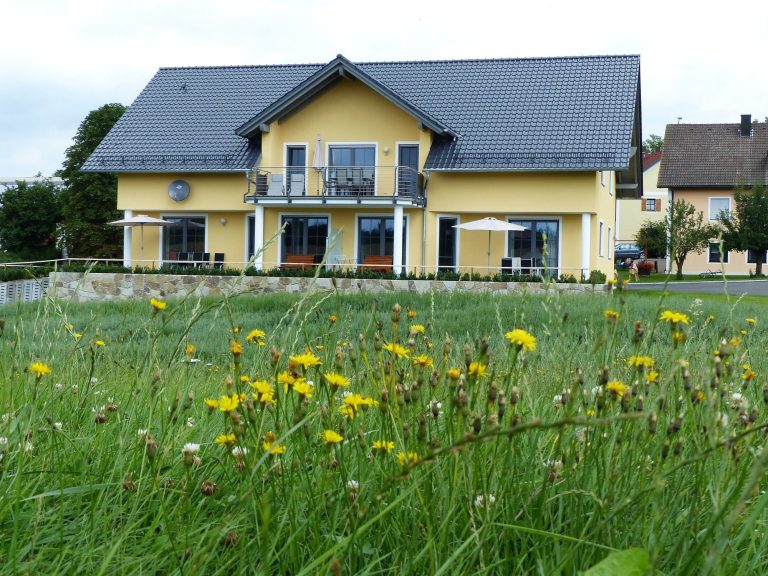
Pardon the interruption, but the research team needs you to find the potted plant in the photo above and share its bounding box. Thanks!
[635,260,654,276]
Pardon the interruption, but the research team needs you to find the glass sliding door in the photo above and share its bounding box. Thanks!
[357,216,407,264]
[507,219,559,276]
[281,216,328,261]
[329,145,375,195]
[286,145,306,196]
[397,144,419,196]
[163,216,206,260]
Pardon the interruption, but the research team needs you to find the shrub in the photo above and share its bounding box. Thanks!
[588,270,607,285]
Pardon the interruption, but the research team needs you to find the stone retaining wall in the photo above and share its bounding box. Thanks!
[48,272,606,302]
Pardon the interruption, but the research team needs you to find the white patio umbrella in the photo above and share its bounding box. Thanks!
[453,217,527,271]
[108,214,173,261]
[312,134,324,171]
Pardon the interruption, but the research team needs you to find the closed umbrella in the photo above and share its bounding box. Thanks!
[454,217,527,271]
[312,134,324,171]
[108,214,173,261]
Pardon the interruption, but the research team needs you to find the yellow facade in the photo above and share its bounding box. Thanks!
[617,160,667,243]
[116,76,619,278]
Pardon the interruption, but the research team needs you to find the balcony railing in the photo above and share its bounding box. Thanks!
[246,166,423,200]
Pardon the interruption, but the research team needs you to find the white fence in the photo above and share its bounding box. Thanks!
[0,278,49,304]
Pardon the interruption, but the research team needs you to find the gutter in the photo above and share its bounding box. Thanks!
[421,172,430,275]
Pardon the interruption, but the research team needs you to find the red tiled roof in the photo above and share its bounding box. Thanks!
[642,150,662,170]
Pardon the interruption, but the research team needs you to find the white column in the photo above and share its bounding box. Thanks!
[253,205,265,270]
[123,209,133,268]
[581,212,591,278]
[393,204,404,275]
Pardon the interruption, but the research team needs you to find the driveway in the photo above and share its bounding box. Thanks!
[627,280,768,296]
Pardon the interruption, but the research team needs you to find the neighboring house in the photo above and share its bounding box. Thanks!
[615,151,667,244]
[658,115,768,274]
[83,54,642,278]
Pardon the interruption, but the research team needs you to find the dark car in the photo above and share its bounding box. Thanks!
[614,243,644,262]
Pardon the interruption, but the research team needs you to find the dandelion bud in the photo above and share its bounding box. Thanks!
[657,395,665,411]
[380,387,389,406]
[573,368,584,388]
[464,344,472,367]
[402,422,410,440]
[648,411,657,434]
[95,411,107,424]
[145,436,158,459]
[182,443,200,466]
[763,383,768,404]
[221,531,239,548]
[122,473,137,492]
[373,333,382,351]
[750,406,759,423]
[444,336,452,355]
[711,375,719,390]
[596,391,605,411]
[673,438,683,456]
[498,391,507,419]
[230,411,241,426]
[107,401,119,413]
[682,369,690,391]
[417,415,427,441]
[431,400,441,420]
[430,370,438,388]
[391,303,402,323]
[598,367,609,385]
[511,414,521,427]
[183,392,194,411]
[510,387,519,406]
[200,479,218,497]
[621,390,631,413]
[661,440,670,459]
[472,415,482,435]
[269,346,281,367]
[667,415,682,436]
[486,413,499,429]
[714,356,722,378]
[407,337,416,349]
[479,337,489,357]
[488,382,498,406]
[636,395,644,412]
[458,387,468,409]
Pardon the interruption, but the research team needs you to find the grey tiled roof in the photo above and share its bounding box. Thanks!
[658,123,768,188]
[83,55,640,173]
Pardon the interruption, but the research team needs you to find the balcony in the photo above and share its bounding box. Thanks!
[244,166,424,207]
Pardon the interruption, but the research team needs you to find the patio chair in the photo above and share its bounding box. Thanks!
[213,253,225,270]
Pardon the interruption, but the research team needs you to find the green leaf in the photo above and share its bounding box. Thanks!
[581,548,650,576]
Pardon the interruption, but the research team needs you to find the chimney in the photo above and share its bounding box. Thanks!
[740,114,752,137]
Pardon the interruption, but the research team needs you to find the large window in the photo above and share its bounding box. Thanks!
[747,249,767,265]
[358,216,407,264]
[329,146,375,168]
[709,197,730,220]
[163,216,206,259]
[508,219,559,275]
[328,145,375,195]
[281,216,328,260]
[437,216,458,271]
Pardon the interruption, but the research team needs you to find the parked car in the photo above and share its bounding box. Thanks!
[614,243,644,262]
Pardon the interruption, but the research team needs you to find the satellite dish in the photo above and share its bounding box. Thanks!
[168,180,190,202]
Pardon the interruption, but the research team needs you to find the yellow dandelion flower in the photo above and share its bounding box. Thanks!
[729,336,741,347]
[289,351,321,370]
[606,380,629,397]
[324,372,350,389]
[328,314,338,324]
[410,324,426,334]
[372,440,395,454]
[505,329,537,351]
[27,362,51,379]
[217,394,241,413]
[150,297,166,312]
[338,405,356,419]
[645,370,660,384]
[277,370,298,393]
[412,354,434,368]
[73,333,82,341]
[185,343,196,358]
[740,329,747,336]
[383,342,409,359]
[263,441,286,455]
[93,340,105,347]
[660,310,689,325]
[672,331,687,343]
[746,318,756,325]
[396,451,420,465]
[230,341,243,357]
[204,398,219,410]
[585,409,596,417]
[446,367,461,380]
[468,362,488,377]
[250,380,276,404]
[696,390,705,402]
[293,380,314,398]
[742,364,756,381]
[322,430,344,445]
[627,355,654,369]
[707,315,716,322]
[407,308,417,320]
[245,329,266,344]
[214,433,236,445]
[603,309,620,321]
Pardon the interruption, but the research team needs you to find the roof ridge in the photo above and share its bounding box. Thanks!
[356,54,640,66]
[158,62,324,71]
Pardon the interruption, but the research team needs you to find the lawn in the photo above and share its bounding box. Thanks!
[1,287,768,574]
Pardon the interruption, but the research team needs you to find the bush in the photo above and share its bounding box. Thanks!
[588,270,607,285]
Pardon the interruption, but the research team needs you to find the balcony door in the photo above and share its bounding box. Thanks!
[286,145,306,196]
[507,219,559,276]
[163,216,206,260]
[397,144,419,196]
[329,145,375,195]
[437,216,458,272]
[357,216,407,264]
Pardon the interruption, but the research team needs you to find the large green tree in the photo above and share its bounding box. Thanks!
[718,182,768,276]
[642,134,664,154]
[0,180,62,261]
[58,103,126,258]
[634,219,667,259]
[668,198,717,279]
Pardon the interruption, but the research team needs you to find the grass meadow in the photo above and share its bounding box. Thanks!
[1,284,768,574]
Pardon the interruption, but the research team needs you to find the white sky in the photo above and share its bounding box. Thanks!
[2,0,767,176]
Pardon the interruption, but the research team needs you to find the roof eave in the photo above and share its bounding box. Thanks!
[236,54,456,139]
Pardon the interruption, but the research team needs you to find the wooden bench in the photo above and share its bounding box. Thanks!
[282,254,316,270]
[363,255,393,272]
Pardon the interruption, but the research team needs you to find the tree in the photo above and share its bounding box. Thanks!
[0,180,62,261]
[642,134,664,154]
[668,198,717,279]
[58,103,126,258]
[718,182,768,276]
[634,219,667,258]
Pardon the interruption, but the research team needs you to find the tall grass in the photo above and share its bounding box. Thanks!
[1,287,768,574]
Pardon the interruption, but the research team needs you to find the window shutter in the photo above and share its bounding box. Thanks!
[642,200,647,211]
[656,201,661,212]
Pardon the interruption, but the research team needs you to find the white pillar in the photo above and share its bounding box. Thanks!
[123,209,133,268]
[253,204,265,270]
[581,212,591,279]
[393,204,404,275]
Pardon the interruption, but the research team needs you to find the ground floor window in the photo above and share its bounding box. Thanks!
[437,216,458,271]
[281,216,328,261]
[507,219,559,275]
[708,241,729,264]
[357,216,407,264]
[163,216,206,260]
[746,249,767,265]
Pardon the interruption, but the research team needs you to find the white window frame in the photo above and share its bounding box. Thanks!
[708,197,731,221]
[283,142,309,194]
[599,220,605,257]
[707,241,729,264]
[607,225,613,259]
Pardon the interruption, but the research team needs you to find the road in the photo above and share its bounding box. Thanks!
[627,280,768,296]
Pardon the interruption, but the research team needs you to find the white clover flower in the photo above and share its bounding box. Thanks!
[71,384,78,393]
[186,417,195,428]
[54,382,63,390]
[231,446,248,458]
[53,422,63,431]
[137,428,149,438]
[729,392,748,411]
[553,394,563,407]
[1,413,11,424]
[90,377,98,383]
[474,494,496,509]
[591,385,602,397]
[0,436,7,447]
[347,479,359,491]
[182,443,200,456]
[574,427,587,442]
[23,441,33,453]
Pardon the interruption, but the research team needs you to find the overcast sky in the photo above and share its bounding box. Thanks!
[2,0,767,176]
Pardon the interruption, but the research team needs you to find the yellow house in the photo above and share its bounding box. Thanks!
[658,115,768,274]
[84,54,642,279]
